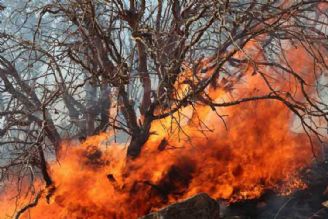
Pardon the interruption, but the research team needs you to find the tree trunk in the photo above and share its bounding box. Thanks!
[85,80,97,135]
[127,131,149,158]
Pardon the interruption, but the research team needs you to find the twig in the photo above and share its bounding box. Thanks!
[273,197,293,219]
[14,190,43,219]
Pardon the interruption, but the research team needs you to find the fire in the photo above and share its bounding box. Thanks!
[0,41,321,218]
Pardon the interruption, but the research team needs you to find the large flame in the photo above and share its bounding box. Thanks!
[0,41,321,219]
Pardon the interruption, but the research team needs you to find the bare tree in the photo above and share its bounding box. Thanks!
[0,0,327,197]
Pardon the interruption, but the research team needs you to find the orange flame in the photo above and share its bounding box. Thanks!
[0,42,321,219]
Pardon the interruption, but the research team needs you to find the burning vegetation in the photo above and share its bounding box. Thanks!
[0,42,324,218]
[0,0,328,219]
[0,84,315,218]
